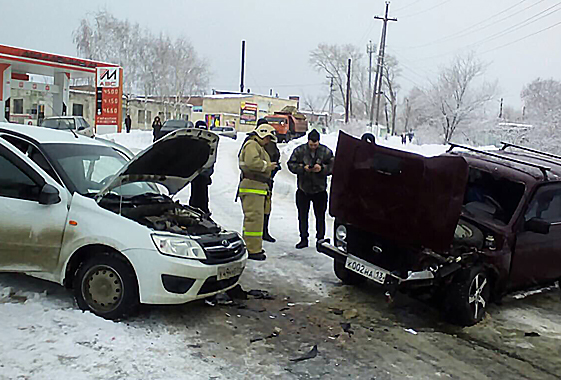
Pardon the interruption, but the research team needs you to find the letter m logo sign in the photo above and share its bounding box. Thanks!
[100,69,117,81]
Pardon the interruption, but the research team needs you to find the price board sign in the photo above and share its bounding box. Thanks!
[95,67,123,132]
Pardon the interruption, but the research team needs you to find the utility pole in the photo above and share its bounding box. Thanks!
[240,40,246,93]
[366,40,375,118]
[327,76,335,126]
[499,97,503,119]
[370,2,397,127]
[345,58,352,123]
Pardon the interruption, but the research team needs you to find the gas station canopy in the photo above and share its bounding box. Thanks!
[0,44,123,132]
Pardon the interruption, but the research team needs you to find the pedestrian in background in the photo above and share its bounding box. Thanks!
[237,123,278,260]
[125,114,132,133]
[189,120,213,213]
[288,129,334,249]
[152,116,162,142]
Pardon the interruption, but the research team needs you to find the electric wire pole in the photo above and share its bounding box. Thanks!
[366,40,375,119]
[327,76,335,126]
[345,59,352,123]
[369,2,397,127]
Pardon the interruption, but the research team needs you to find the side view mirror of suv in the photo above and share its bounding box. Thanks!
[525,217,551,234]
[38,183,61,205]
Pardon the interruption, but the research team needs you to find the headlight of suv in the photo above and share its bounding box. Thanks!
[335,225,347,241]
[151,234,207,260]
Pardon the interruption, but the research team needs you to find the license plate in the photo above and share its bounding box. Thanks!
[217,262,244,281]
[345,256,388,284]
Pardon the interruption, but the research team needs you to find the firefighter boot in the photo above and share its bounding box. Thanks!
[262,214,276,243]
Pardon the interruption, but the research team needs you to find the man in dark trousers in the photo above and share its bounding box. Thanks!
[189,120,213,213]
[288,129,334,249]
[125,114,132,133]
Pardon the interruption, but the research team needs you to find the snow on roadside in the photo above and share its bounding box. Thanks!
[0,284,234,379]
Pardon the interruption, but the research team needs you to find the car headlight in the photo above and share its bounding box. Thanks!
[335,225,347,241]
[151,234,207,260]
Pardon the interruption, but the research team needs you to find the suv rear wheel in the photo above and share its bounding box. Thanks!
[74,253,139,320]
[334,260,365,285]
[444,266,490,326]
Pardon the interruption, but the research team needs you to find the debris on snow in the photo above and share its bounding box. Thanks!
[340,323,354,336]
[525,332,540,337]
[404,328,418,335]
[290,345,319,362]
[343,309,358,319]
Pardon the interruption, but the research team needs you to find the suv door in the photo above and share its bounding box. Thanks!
[510,183,561,288]
[0,139,69,272]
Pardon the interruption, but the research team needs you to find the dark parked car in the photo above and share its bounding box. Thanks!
[155,119,194,141]
[318,132,561,326]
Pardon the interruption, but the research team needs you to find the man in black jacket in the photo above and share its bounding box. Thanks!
[288,129,334,249]
[189,120,213,213]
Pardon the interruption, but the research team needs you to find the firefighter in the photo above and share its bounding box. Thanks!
[255,118,281,243]
[238,123,278,260]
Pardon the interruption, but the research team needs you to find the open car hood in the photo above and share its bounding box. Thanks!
[330,132,469,252]
[96,128,218,198]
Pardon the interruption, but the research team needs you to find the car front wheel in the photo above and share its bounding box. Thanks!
[444,266,491,326]
[334,260,365,285]
[74,253,139,320]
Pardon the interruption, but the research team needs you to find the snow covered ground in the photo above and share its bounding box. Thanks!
[2,129,561,379]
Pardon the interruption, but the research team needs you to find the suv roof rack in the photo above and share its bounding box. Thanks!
[500,141,561,162]
[447,142,551,180]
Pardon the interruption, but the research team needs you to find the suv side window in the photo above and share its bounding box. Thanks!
[525,184,561,223]
[0,151,42,201]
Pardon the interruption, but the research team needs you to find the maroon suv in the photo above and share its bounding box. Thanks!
[318,132,560,326]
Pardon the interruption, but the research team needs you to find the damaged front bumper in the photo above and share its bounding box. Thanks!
[317,238,460,289]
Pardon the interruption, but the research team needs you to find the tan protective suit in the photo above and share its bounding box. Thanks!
[238,135,273,255]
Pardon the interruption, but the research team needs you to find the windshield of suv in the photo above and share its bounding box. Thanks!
[462,168,525,225]
[43,143,158,197]
[42,119,75,130]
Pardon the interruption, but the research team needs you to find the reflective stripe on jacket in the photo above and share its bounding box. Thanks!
[238,136,272,194]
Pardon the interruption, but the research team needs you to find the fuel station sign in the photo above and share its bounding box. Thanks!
[95,67,123,132]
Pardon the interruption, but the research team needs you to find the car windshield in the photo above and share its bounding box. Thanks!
[42,119,75,130]
[43,143,158,197]
[265,117,285,123]
[462,168,525,225]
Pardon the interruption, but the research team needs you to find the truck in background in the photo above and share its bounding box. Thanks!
[265,106,308,142]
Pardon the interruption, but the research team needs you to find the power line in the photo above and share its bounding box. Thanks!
[414,0,561,62]
[479,18,561,55]
[399,0,454,19]
[392,0,427,13]
[404,0,530,49]
[468,2,561,49]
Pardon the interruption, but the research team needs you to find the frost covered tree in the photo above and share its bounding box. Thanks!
[309,43,400,124]
[424,53,496,142]
[73,10,209,120]
[521,78,561,127]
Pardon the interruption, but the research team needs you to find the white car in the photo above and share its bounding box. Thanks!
[0,123,247,319]
[40,116,95,138]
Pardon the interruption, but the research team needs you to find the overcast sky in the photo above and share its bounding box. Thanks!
[2,0,560,110]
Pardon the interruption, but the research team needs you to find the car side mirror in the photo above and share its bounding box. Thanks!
[525,217,550,234]
[39,183,61,205]
[78,126,86,131]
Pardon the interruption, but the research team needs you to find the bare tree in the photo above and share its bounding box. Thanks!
[425,53,496,142]
[381,55,400,134]
[73,9,210,122]
[521,78,561,126]
[309,43,400,122]
[309,44,364,116]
